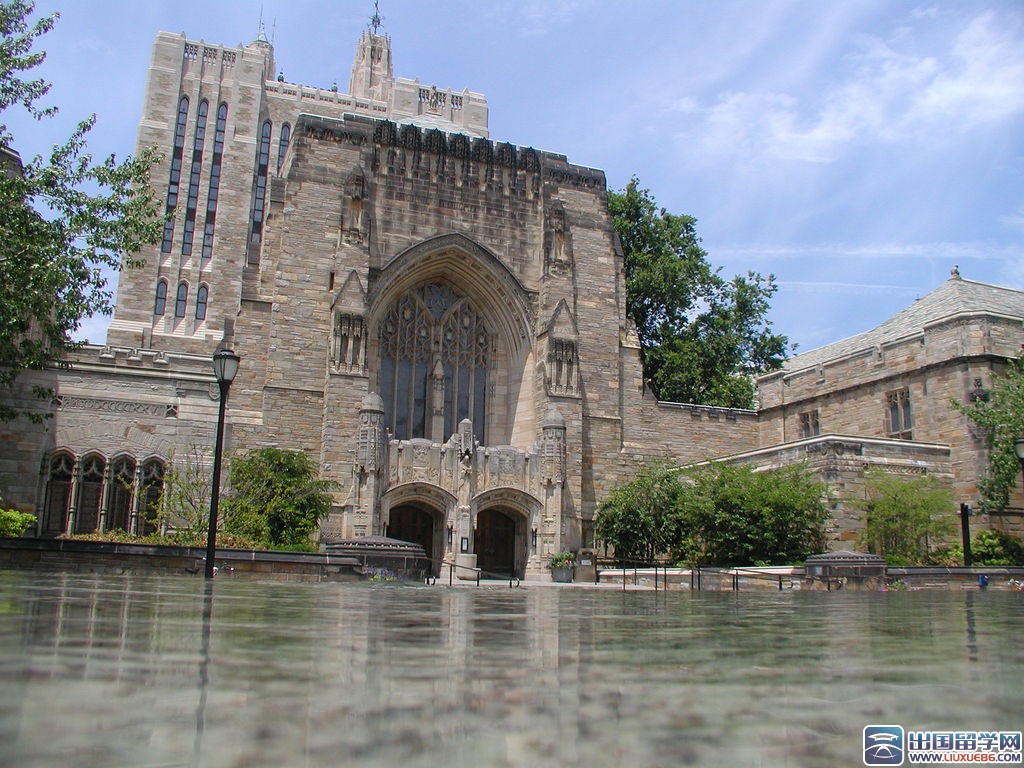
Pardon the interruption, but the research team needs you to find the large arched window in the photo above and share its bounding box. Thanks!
[379,282,489,442]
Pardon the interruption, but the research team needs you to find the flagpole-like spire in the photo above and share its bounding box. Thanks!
[369,1,384,34]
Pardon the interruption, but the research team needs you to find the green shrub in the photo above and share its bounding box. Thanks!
[0,507,36,537]
[971,529,1024,566]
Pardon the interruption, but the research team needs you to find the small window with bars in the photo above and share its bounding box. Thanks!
[886,387,913,439]
[799,410,820,439]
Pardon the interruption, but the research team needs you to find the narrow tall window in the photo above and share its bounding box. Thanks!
[42,453,73,535]
[886,388,913,439]
[201,102,227,260]
[75,454,105,534]
[174,282,188,318]
[106,456,135,532]
[249,119,272,252]
[181,99,208,256]
[161,96,190,253]
[276,122,290,173]
[140,459,165,536]
[153,279,168,315]
[195,284,208,320]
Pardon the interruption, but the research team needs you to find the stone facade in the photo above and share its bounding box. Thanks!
[2,24,1023,572]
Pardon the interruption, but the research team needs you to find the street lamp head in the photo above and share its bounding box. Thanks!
[1014,437,1024,462]
[212,348,240,384]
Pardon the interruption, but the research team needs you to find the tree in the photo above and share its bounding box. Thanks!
[673,463,829,566]
[608,178,790,408]
[951,357,1024,513]
[0,1,162,421]
[594,462,683,563]
[595,461,829,567]
[155,444,214,543]
[222,448,337,550]
[855,469,954,565]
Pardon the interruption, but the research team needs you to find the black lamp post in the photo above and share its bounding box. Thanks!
[1014,438,1024,492]
[204,348,240,579]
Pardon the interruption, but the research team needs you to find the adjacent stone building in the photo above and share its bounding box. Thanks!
[2,22,1022,573]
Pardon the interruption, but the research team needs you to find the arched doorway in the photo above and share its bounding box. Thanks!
[387,504,437,570]
[476,508,518,577]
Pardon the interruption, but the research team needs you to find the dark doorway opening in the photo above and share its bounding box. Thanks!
[388,505,436,571]
[476,508,517,577]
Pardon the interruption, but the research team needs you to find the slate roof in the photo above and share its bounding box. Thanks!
[778,272,1024,373]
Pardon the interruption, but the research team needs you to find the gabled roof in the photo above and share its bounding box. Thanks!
[778,272,1024,373]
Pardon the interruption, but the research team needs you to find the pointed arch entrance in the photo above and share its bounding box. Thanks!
[476,507,519,577]
[387,504,437,567]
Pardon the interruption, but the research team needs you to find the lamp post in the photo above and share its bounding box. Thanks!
[205,348,240,579]
[1014,438,1024,493]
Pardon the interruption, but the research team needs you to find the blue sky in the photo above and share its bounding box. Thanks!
[7,0,1024,356]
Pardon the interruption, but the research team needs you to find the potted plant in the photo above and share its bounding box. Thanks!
[549,551,575,583]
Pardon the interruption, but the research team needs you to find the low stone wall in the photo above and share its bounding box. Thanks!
[0,538,362,582]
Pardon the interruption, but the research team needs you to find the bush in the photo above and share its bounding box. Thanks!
[673,463,829,567]
[222,448,337,549]
[856,469,955,564]
[595,462,683,563]
[0,506,35,537]
[971,529,1024,566]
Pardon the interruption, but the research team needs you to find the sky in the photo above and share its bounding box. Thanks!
[6,0,1024,357]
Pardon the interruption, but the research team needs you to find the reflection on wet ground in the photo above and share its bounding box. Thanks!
[0,571,1021,767]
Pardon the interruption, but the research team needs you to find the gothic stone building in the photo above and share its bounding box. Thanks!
[2,26,1023,574]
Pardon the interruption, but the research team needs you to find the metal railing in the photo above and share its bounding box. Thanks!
[425,558,520,588]
[691,566,798,591]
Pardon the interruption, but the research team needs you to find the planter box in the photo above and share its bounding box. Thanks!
[551,565,573,583]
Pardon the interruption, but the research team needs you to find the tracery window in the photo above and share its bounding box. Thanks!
[75,454,105,534]
[161,95,190,253]
[201,102,227,260]
[139,459,165,535]
[42,453,73,535]
[40,453,167,537]
[379,282,489,442]
[106,456,135,532]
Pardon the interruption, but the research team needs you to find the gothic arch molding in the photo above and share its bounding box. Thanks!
[381,481,458,515]
[369,233,535,358]
[472,487,543,522]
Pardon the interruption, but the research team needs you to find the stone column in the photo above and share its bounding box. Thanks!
[355,392,387,537]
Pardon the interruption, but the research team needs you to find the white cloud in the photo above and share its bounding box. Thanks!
[674,8,1024,166]
[907,12,1024,129]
